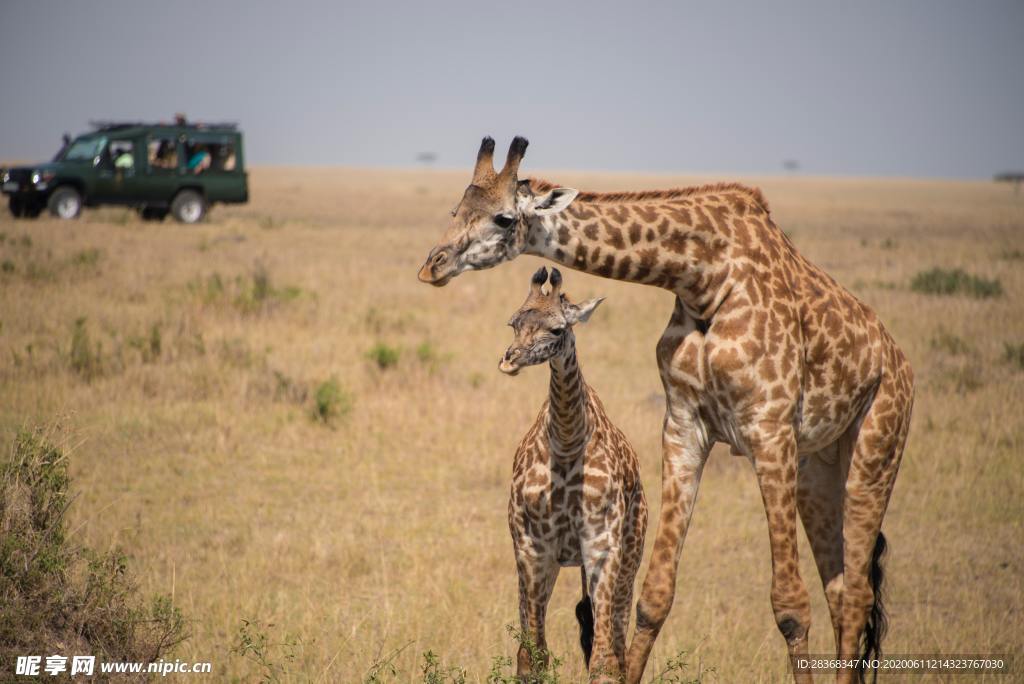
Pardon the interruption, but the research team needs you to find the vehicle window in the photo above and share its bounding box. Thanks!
[186,140,236,174]
[63,137,106,161]
[184,141,213,175]
[213,143,237,172]
[148,138,178,171]
[110,140,134,169]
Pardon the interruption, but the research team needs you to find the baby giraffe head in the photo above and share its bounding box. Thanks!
[499,266,604,376]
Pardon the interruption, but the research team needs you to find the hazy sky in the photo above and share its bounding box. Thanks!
[1,1,1021,178]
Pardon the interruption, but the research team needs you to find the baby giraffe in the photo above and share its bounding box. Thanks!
[500,266,647,682]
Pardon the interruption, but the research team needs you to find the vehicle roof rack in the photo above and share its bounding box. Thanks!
[88,120,239,132]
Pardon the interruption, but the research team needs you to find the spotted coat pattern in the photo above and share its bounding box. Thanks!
[521,180,914,684]
[501,270,647,682]
[418,139,914,684]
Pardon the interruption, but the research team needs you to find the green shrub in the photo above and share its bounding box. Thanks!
[70,247,102,268]
[273,370,308,405]
[416,342,437,364]
[127,323,162,363]
[70,317,103,381]
[232,619,303,684]
[312,377,351,423]
[910,268,1003,299]
[1004,342,1024,371]
[930,328,973,356]
[421,650,467,684]
[363,643,411,683]
[941,363,984,394]
[190,263,305,315]
[368,343,400,370]
[0,429,187,673]
[258,215,284,230]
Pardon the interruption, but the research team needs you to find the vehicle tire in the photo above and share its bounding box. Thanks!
[47,186,83,219]
[171,190,206,224]
[23,202,43,218]
[140,207,169,222]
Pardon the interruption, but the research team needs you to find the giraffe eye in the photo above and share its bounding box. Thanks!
[494,214,515,229]
[551,327,566,336]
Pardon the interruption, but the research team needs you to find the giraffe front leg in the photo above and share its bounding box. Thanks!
[581,524,624,683]
[612,488,647,672]
[625,409,710,684]
[512,535,559,679]
[750,427,814,684]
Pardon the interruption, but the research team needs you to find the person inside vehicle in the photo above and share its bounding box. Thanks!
[187,144,211,174]
[113,145,134,169]
[151,140,176,169]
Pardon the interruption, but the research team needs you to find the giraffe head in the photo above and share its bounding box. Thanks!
[499,267,604,376]
[417,137,579,286]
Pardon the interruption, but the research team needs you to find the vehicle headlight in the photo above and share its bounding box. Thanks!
[1,171,8,183]
[31,171,55,185]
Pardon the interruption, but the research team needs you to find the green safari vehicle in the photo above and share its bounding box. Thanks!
[1,120,248,223]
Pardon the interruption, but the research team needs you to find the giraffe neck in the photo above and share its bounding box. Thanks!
[523,196,737,319]
[546,335,589,457]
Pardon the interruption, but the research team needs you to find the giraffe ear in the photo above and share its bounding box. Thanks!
[564,297,605,325]
[532,187,579,216]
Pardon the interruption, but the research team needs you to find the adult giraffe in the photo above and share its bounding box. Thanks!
[418,137,913,683]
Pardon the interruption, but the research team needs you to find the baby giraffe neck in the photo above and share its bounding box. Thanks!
[547,337,589,457]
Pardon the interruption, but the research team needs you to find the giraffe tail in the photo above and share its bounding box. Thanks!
[857,531,889,683]
[574,567,594,667]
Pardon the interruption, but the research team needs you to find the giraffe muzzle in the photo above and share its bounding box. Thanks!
[499,349,522,376]
[417,247,457,286]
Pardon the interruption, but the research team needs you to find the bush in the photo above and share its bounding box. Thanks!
[189,264,304,316]
[422,650,467,684]
[910,268,1003,299]
[0,429,187,673]
[930,328,973,356]
[69,317,103,381]
[1004,342,1024,371]
[127,323,162,364]
[367,343,400,370]
[416,342,450,374]
[232,618,303,683]
[70,247,102,269]
[312,378,351,423]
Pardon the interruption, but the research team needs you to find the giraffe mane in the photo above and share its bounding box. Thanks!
[525,178,771,214]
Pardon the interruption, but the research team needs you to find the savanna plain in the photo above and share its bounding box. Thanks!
[1,168,1022,682]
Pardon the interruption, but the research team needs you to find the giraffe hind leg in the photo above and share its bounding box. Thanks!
[837,365,913,684]
[797,439,850,653]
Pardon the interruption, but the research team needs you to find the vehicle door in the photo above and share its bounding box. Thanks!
[139,134,184,203]
[184,133,243,202]
[93,136,145,203]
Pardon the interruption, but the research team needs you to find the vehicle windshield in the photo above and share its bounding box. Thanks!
[61,136,107,161]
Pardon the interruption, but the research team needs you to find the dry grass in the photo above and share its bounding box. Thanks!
[0,169,1022,682]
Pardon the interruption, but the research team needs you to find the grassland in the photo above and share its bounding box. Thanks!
[0,168,1021,682]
